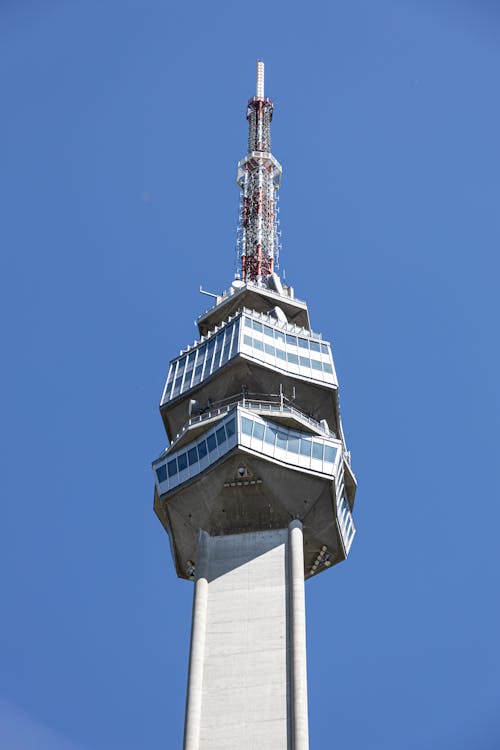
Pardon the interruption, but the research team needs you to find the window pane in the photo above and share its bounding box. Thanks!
[324,446,336,463]
[156,465,167,483]
[207,434,217,452]
[167,458,178,477]
[253,421,265,440]
[225,418,236,438]
[298,337,309,349]
[312,442,323,460]
[264,425,277,445]
[254,338,264,351]
[311,359,322,371]
[288,353,299,365]
[275,330,285,344]
[321,343,329,354]
[323,363,333,374]
[216,425,227,445]
[263,325,273,338]
[276,431,288,450]
[286,334,297,346]
[242,417,253,436]
[244,317,253,328]
[276,348,286,361]
[197,440,208,459]
[243,335,253,347]
[252,320,263,333]
[299,356,310,368]
[188,447,198,466]
[310,340,321,352]
[264,343,275,356]
[299,438,311,457]
[178,453,188,471]
[288,436,300,453]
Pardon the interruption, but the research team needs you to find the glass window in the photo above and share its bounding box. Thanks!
[311,359,322,371]
[321,343,329,354]
[243,335,253,347]
[188,446,198,466]
[276,348,286,361]
[225,418,236,438]
[299,356,310,368]
[242,417,253,436]
[264,425,277,446]
[263,325,274,338]
[264,343,275,356]
[298,337,309,349]
[323,363,333,374]
[156,465,167,483]
[254,338,264,352]
[299,438,311,457]
[288,436,300,453]
[173,376,183,395]
[275,330,285,345]
[198,440,208,459]
[324,446,337,463]
[312,442,323,460]
[253,421,265,440]
[252,320,263,333]
[286,334,297,346]
[167,458,178,477]
[178,452,188,471]
[193,363,204,384]
[244,317,253,329]
[276,431,288,450]
[310,340,321,353]
[216,425,226,445]
[288,353,299,365]
[207,433,217,452]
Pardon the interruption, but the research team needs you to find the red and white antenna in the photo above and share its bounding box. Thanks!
[236,61,282,283]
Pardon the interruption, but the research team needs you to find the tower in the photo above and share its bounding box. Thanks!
[152,61,357,750]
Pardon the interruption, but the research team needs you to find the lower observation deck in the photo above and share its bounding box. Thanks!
[153,402,356,580]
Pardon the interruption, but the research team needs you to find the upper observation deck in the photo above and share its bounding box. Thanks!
[160,307,340,441]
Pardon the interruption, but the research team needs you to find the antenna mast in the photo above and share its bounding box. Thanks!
[236,61,282,283]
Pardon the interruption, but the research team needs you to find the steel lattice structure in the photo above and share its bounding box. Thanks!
[236,61,282,283]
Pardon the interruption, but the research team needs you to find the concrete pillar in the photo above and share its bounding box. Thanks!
[289,520,309,750]
[183,531,209,750]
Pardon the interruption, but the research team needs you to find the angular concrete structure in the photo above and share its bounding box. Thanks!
[152,62,357,749]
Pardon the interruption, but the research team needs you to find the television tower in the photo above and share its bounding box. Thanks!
[152,61,357,750]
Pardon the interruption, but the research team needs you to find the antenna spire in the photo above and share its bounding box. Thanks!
[256,60,264,98]
[235,62,283,284]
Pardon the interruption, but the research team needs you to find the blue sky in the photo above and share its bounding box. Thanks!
[1,1,499,748]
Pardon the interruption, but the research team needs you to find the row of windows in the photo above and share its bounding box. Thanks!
[165,320,240,402]
[243,316,329,354]
[156,417,236,484]
[241,415,338,464]
[242,334,334,375]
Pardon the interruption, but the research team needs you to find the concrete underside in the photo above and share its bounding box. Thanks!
[183,525,309,750]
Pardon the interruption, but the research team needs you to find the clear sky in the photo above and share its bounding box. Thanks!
[1,1,499,748]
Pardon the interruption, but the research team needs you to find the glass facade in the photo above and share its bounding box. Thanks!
[154,412,238,494]
[335,463,355,554]
[239,412,340,475]
[161,309,337,407]
[154,405,342,496]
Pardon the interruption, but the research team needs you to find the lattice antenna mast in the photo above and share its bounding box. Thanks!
[236,61,282,283]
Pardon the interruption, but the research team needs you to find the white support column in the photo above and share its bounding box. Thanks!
[289,520,309,750]
[183,531,209,750]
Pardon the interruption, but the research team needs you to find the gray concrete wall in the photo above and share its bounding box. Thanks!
[183,524,309,750]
